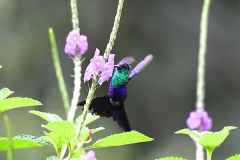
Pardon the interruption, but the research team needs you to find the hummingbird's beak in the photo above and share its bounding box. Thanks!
[114,65,120,69]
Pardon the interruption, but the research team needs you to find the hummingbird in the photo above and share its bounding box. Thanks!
[78,54,153,132]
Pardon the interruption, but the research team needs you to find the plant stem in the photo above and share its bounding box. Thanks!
[195,0,211,160]
[103,0,125,59]
[68,54,82,122]
[49,28,70,116]
[78,78,98,133]
[77,0,125,143]
[196,0,211,111]
[207,150,213,160]
[4,115,15,160]
[67,0,82,123]
[195,142,204,160]
[70,0,79,31]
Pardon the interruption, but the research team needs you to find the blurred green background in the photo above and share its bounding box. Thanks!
[1,0,240,159]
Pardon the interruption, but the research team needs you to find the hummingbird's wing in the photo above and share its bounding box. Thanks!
[118,57,135,68]
[129,54,153,80]
[112,104,131,132]
[78,96,131,132]
[78,95,114,117]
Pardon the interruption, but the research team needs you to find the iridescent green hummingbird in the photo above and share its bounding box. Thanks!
[78,55,153,131]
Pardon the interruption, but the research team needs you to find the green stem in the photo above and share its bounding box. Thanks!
[67,0,82,123]
[207,150,213,160]
[67,54,82,122]
[195,0,211,160]
[103,0,125,59]
[49,28,70,116]
[70,0,79,31]
[78,78,98,133]
[196,0,211,111]
[77,0,125,138]
[4,115,15,160]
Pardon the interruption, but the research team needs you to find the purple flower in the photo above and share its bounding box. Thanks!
[90,49,105,72]
[98,54,115,85]
[84,63,97,82]
[186,110,212,131]
[64,30,88,56]
[82,150,97,160]
[84,48,105,82]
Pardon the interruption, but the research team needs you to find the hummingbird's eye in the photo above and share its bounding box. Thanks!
[124,64,129,69]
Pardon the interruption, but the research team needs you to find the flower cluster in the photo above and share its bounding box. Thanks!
[186,110,212,131]
[82,150,98,160]
[84,48,115,85]
[64,30,88,56]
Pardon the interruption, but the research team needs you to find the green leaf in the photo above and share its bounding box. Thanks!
[157,157,187,160]
[221,126,237,132]
[175,128,201,139]
[226,154,240,160]
[199,126,237,151]
[83,113,100,126]
[0,88,14,100]
[14,134,52,145]
[41,132,66,155]
[199,132,228,151]
[43,121,76,142]
[175,128,202,143]
[76,113,100,127]
[0,97,42,113]
[46,155,60,160]
[0,134,51,151]
[42,121,76,154]
[84,130,153,150]
[176,126,237,153]
[29,110,63,123]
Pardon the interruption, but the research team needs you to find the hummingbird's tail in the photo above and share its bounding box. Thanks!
[78,95,131,132]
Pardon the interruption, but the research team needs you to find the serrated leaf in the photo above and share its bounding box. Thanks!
[84,113,100,126]
[0,134,51,151]
[0,88,14,100]
[176,126,237,153]
[226,154,240,160]
[29,110,63,122]
[76,113,100,128]
[199,126,237,151]
[84,130,153,150]
[44,121,76,142]
[175,128,201,142]
[41,132,66,154]
[175,128,201,138]
[0,97,42,113]
[199,132,229,151]
[157,157,187,160]
[221,126,237,132]
[14,134,52,146]
[46,155,60,160]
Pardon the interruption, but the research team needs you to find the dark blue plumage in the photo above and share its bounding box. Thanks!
[78,55,153,131]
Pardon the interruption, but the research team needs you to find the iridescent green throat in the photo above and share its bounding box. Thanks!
[111,68,130,88]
